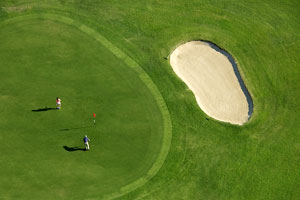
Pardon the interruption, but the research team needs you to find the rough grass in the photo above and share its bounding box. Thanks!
[0,0,300,199]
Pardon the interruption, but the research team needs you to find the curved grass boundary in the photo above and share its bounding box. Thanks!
[0,14,172,199]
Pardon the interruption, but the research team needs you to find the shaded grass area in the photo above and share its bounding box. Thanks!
[1,0,300,199]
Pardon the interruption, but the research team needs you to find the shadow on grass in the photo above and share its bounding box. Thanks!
[63,146,85,152]
[60,126,92,131]
[32,107,56,112]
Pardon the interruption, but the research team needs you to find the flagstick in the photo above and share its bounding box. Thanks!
[93,113,96,126]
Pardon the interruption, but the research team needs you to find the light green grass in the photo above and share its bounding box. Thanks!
[0,0,300,199]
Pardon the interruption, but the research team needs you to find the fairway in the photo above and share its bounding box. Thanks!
[1,1,300,200]
[0,16,170,199]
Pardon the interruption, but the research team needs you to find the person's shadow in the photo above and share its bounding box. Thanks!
[59,126,92,131]
[32,107,56,112]
[63,146,85,152]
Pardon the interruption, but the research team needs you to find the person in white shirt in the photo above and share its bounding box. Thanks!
[56,97,61,109]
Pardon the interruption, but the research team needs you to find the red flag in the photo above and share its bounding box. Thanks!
[93,113,96,118]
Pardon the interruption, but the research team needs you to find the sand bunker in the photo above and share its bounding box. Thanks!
[170,41,252,125]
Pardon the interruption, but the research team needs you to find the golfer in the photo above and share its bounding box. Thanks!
[56,97,61,109]
[83,135,90,150]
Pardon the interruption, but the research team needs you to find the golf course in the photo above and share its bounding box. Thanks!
[0,0,299,199]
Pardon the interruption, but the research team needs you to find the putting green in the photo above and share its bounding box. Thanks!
[0,15,171,199]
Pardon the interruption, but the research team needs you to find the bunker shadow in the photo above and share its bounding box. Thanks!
[203,40,254,119]
[32,107,57,112]
[63,146,85,152]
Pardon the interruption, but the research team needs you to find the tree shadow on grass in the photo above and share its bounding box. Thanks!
[63,146,85,152]
[32,107,56,112]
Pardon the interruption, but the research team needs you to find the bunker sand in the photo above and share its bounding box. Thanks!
[170,41,250,125]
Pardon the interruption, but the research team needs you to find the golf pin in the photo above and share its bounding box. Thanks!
[93,113,96,125]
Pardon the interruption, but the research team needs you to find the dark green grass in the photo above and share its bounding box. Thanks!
[0,18,165,199]
[1,0,300,199]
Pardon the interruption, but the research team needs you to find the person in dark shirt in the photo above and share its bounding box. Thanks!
[83,135,90,150]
